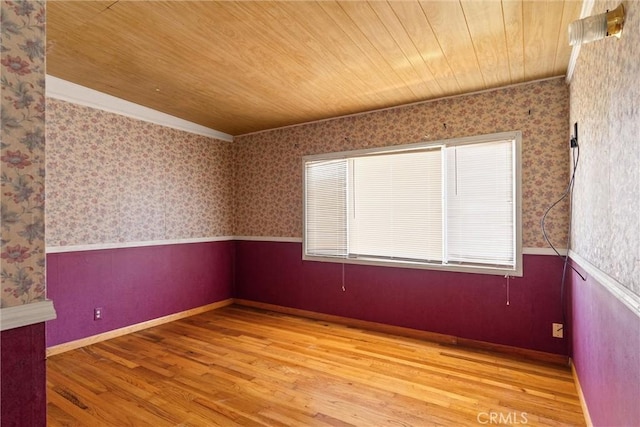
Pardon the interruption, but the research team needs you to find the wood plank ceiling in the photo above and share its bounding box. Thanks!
[47,1,582,136]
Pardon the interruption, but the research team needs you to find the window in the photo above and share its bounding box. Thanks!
[303,131,522,276]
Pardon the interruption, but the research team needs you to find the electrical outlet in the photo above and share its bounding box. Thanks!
[552,322,564,338]
[94,307,103,321]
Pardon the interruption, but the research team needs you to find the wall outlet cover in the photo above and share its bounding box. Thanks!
[552,322,564,338]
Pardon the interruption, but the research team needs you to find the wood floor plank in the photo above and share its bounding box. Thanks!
[47,305,585,426]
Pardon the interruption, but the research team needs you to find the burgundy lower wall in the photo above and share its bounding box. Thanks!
[570,262,640,426]
[235,240,570,355]
[46,241,234,347]
[1,322,47,427]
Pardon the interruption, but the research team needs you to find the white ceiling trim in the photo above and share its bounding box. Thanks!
[566,0,596,83]
[46,75,234,142]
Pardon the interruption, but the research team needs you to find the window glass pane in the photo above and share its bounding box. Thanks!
[445,140,514,266]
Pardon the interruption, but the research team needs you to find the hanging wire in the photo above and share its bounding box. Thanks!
[505,275,510,306]
[541,144,586,281]
[541,141,587,325]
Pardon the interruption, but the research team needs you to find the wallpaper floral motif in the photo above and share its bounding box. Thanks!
[234,78,571,249]
[0,0,46,308]
[569,0,639,294]
[45,99,234,247]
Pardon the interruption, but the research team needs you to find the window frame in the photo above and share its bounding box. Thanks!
[302,131,523,277]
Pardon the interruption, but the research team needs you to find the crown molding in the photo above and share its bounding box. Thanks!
[46,75,233,142]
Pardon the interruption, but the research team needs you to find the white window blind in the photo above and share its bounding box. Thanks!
[350,150,442,262]
[304,159,348,257]
[303,131,521,276]
[445,141,515,267]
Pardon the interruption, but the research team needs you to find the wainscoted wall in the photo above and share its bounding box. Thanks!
[234,77,570,248]
[570,265,639,425]
[45,98,236,347]
[568,1,640,425]
[45,78,573,359]
[46,241,233,347]
[235,241,569,355]
[0,1,48,425]
[0,322,47,426]
[233,78,572,355]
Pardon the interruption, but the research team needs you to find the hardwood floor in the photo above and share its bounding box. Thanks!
[47,305,585,426]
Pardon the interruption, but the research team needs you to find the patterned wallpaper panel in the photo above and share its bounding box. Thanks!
[569,0,639,294]
[45,99,234,247]
[0,0,46,308]
[234,78,571,249]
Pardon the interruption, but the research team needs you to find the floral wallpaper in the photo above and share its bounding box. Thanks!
[0,0,46,308]
[569,0,639,295]
[45,70,570,265]
[45,99,234,247]
[234,77,571,249]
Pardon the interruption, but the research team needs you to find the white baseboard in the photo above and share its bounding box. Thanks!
[571,359,593,427]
